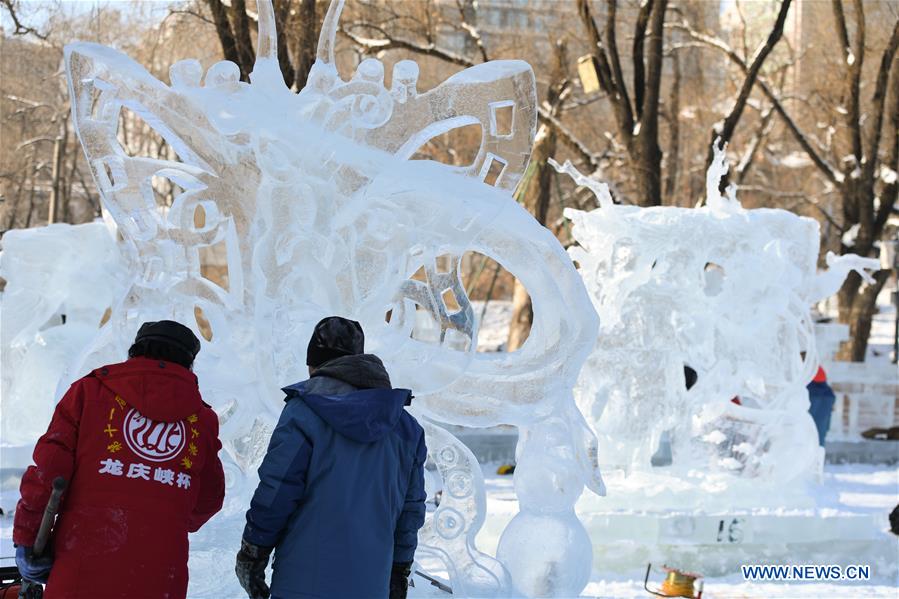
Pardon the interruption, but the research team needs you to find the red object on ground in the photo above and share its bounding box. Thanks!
[813,366,828,383]
[13,357,225,599]
[730,396,742,405]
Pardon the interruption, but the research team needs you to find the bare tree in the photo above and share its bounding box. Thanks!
[680,2,899,360]
[703,0,791,190]
[507,41,571,351]
[203,0,321,90]
[576,0,668,206]
[576,0,794,206]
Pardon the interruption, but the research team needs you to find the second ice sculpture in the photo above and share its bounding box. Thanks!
[559,146,879,507]
[63,0,600,596]
[0,222,128,447]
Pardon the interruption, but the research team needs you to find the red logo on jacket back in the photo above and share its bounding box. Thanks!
[123,409,186,462]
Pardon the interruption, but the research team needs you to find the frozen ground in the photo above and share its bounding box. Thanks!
[470,462,898,598]
[3,461,895,597]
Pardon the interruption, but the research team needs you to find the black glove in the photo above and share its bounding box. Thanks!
[15,544,53,584]
[235,539,273,599]
[389,561,412,599]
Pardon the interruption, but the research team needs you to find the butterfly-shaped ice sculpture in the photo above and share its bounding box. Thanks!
[65,0,601,595]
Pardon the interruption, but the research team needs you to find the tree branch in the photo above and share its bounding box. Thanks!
[675,21,842,186]
[714,0,791,148]
[831,0,864,164]
[273,0,294,88]
[873,41,899,238]
[664,49,680,200]
[863,18,899,184]
[604,0,632,120]
[455,0,489,63]
[577,0,634,135]
[0,0,48,39]
[340,26,475,68]
[632,0,654,121]
[640,0,667,132]
[735,101,776,185]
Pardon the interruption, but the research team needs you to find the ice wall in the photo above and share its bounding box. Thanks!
[56,0,601,596]
[559,147,879,509]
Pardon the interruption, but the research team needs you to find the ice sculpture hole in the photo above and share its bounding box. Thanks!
[434,254,453,275]
[117,106,171,160]
[412,305,441,343]
[193,204,206,229]
[410,122,482,167]
[489,101,514,138]
[460,251,530,352]
[482,154,507,187]
[199,241,229,292]
[703,262,726,297]
[194,306,213,341]
[150,175,183,211]
[442,289,461,313]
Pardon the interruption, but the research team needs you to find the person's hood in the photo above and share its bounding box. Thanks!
[282,354,411,443]
[311,354,393,389]
[92,357,204,422]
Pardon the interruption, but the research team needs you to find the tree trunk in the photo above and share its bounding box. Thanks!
[293,0,317,90]
[507,280,533,352]
[273,0,295,88]
[48,136,63,224]
[664,52,680,204]
[507,124,557,351]
[229,0,256,78]
[206,0,241,72]
[630,134,662,207]
[838,269,891,361]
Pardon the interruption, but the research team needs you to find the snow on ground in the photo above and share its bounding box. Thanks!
[472,462,898,598]
[471,300,514,352]
[4,461,894,596]
[867,282,897,365]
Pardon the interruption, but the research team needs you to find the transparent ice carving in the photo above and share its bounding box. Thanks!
[558,145,879,507]
[60,0,601,596]
[0,222,129,446]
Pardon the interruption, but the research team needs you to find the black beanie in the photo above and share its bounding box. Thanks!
[134,320,201,359]
[306,316,365,367]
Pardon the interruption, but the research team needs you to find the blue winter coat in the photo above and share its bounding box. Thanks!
[243,354,427,599]
[807,380,837,447]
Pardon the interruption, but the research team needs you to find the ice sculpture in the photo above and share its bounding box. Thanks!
[0,222,128,447]
[559,146,879,507]
[59,0,601,596]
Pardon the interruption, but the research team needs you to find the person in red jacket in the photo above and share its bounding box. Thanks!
[13,320,225,599]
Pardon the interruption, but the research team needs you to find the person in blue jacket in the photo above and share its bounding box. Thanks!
[807,365,837,447]
[235,316,427,599]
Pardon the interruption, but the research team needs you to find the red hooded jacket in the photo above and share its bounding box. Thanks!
[13,357,225,598]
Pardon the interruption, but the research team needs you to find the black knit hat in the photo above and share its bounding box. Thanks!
[134,320,201,359]
[306,316,365,367]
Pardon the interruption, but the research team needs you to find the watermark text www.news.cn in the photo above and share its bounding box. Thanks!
[741,564,871,581]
